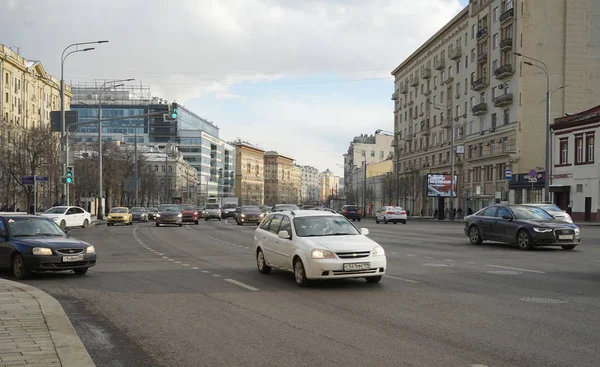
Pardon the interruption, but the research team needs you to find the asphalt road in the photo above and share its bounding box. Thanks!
[11,218,600,367]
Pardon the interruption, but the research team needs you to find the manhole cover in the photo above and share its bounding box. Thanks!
[423,263,451,267]
[519,297,569,304]
[487,270,520,275]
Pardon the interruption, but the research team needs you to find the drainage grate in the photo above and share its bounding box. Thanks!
[487,270,520,275]
[423,263,451,267]
[519,297,569,304]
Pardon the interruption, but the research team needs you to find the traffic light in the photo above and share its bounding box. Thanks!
[65,166,74,184]
[169,102,178,120]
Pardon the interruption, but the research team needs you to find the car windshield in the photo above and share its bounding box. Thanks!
[7,217,65,237]
[293,216,360,237]
[206,204,220,209]
[344,206,359,211]
[241,206,260,211]
[275,205,299,211]
[110,208,127,213]
[512,207,554,220]
[181,205,196,211]
[131,207,145,212]
[223,204,237,209]
[538,204,563,212]
[148,208,157,212]
[159,206,180,212]
[44,207,67,214]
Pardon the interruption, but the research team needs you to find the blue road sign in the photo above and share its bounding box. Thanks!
[505,169,512,180]
[21,176,49,185]
[529,169,537,178]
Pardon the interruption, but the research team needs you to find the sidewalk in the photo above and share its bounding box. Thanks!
[0,278,95,367]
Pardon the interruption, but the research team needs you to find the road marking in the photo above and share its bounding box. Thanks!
[168,259,175,262]
[224,279,260,291]
[406,254,416,257]
[443,259,455,262]
[175,261,182,264]
[201,270,210,273]
[466,261,475,264]
[486,265,546,274]
[390,251,398,254]
[212,274,221,277]
[157,253,164,256]
[192,267,199,270]
[471,364,490,367]
[385,275,419,283]
[162,256,169,259]
[183,264,191,267]
[424,256,433,259]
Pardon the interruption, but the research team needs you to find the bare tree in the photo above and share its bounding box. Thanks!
[381,175,396,206]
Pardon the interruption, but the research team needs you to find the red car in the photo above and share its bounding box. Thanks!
[179,204,199,224]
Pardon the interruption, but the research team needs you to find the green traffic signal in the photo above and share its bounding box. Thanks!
[171,108,178,119]
[66,166,73,184]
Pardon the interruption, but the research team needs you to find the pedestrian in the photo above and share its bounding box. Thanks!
[457,207,463,219]
[566,203,572,215]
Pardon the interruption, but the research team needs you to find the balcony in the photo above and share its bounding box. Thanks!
[391,92,398,100]
[444,76,454,85]
[500,37,513,50]
[422,125,431,136]
[477,51,488,64]
[471,77,488,91]
[494,64,513,80]
[421,68,431,79]
[441,117,453,129]
[477,27,488,40]
[500,7,514,24]
[400,84,408,94]
[424,89,432,96]
[434,58,445,70]
[493,93,513,107]
[449,47,462,60]
[408,100,414,106]
[410,76,419,87]
[472,102,488,116]
[405,134,413,142]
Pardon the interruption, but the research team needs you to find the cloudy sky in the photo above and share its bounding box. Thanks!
[1,0,467,176]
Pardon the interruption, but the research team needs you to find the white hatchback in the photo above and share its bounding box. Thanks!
[253,210,387,286]
[375,206,407,224]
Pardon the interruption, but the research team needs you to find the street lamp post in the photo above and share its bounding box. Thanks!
[60,40,108,205]
[514,52,551,202]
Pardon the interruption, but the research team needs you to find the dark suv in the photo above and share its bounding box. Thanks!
[340,205,362,221]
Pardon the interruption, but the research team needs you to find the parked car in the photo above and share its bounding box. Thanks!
[253,210,386,286]
[155,205,183,227]
[180,204,199,224]
[147,207,158,220]
[270,204,300,212]
[41,206,92,230]
[0,214,96,279]
[375,206,407,224]
[234,206,265,225]
[107,207,133,226]
[204,204,222,221]
[340,205,362,221]
[464,204,581,250]
[521,203,573,223]
[131,207,149,222]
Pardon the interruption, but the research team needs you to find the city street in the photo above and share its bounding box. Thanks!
[14,219,600,367]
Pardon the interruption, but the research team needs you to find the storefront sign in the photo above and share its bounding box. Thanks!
[426,173,458,198]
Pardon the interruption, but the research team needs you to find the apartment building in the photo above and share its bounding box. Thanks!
[299,165,321,205]
[264,151,299,205]
[391,0,599,215]
[320,169,340,202]
[233,140,265,205]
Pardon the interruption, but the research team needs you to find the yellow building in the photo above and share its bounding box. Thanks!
[264,151,298,205]
[367,160,393,178]
[233,141,265,205]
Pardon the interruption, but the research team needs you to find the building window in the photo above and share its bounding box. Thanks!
[465,55,469,68]
[491,113,497,129]
[456,61,461,74]
[559,138,568,164]
[485,165,493,181]
[471,49,476,63]
[503,136,509,152]
[492,59,498,72]
[514,189,523,204]
[441,71,445,82]
[479,117,485,133]
[493,34,499,49]
[380,151,384,159]
[497,163,505,180]
[161,166,165,172]
[154,165,158,172]
[576,184,583,193]
[503,109,510,125]
[479,143,484,157]
[471,24,476,38]
[490,142,496,154]
[370,151,375,157]
[586,133,595,162]
[492,86,497,99]
[469,121,474,135]
[493,6,499,22]
[456,82,461,97]
[434,76,438,87]
[575,135,584,163]
[470,96,475,108]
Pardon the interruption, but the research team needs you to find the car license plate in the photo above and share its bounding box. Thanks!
[558,234,574,240]
[344,262,370,271]
[62,254,84,262]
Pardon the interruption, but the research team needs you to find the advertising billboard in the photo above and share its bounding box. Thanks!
[426,174,458,198]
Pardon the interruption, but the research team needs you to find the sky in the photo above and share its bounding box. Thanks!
[1,0,468,176]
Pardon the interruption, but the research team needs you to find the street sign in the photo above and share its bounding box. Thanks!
[529,169,537,178]
[21,176,49,185]
[529,177,538,183]
[505,169,512,180]
[456,145,465,154]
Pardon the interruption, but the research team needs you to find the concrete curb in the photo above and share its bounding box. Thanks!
[0,278,95,367]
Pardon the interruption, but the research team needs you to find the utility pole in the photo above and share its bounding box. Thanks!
[134,128,138,206]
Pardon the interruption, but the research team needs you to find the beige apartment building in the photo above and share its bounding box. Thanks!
[320,169,340,202]
[391,0,599,215]
[233,141,265,205]
[264,151,299,205]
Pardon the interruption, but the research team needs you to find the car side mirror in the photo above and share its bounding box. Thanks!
[502,215,513,221]
[361,228,370,236]
[278,230,291,239]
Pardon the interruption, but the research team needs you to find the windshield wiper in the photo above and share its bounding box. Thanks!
[326,233,354,236]
[37,233,63,236]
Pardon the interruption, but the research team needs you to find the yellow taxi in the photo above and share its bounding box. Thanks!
[107,207,133,226]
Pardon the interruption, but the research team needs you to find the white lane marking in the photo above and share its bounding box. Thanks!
[471,364,490,367]
[466,261,475,264]
[175,261,182,264]
[201,270,210,273]
[385,275,419,283]
[162,256,169,259]
[486,265,546,274]
[192,267,199,270]
[443,259,455,262]
[212,274,221,277]
[406,254,416,257]
[224,279,260,291]
[168,259,175,262]
[183,264,191,267]
[390,251,398,254]
[424,256,433,259]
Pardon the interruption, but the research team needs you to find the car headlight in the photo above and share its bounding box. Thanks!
[574,228,580,235]
[194,211,198,215]
[33,247,52,256]
[241,214,246,218]
[533,227,553,233]
[260,213,265,217]
[372,246,385,256]
[155,213,161,217]
[86,245,96,254]
[311,249,336,259]
[177,213,182,217]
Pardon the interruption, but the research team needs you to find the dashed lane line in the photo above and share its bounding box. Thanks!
[212,274,222,277]
[385,275,419,284]
[192,267,200,270]
[486,264,546,274]
[224,279,260,291]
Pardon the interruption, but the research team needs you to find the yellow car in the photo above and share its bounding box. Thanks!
[106,207,133,226]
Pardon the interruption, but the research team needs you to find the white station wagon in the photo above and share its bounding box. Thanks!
[254,210,387,286]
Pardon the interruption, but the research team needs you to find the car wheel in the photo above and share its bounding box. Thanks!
[73,268,88,275]
[366,275,382,283]
[60,220,66,231]
[293,257,309,287]
[402,221,407,224]
[82,219,89,229]
[375,217,379,224]
[517,230,533,250]
[352,218,356,221]
[384,217,388,224]
[107,223,110,226]
[205,218,208,221]
[155,222,160,227]
[358,218,361,222]
[256,249,271,274]
[561,245,575,250]
[12,254,30,280]
[218,218,221,221]
[178,223,183,227]
[469,226,483,245]
[393,221,398,224]
[194,220,199,225]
